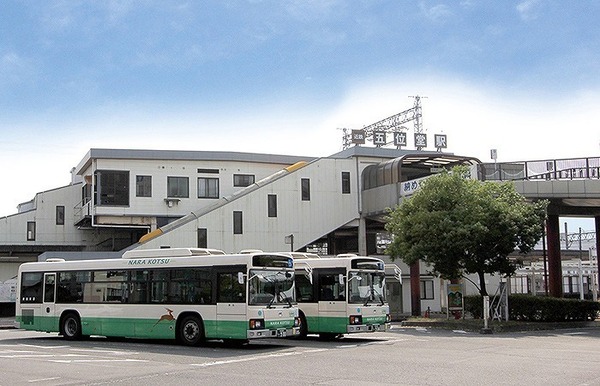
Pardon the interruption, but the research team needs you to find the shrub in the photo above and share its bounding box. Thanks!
[464,294,600,322]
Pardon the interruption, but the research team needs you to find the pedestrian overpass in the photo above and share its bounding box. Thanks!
[360,154,600,313]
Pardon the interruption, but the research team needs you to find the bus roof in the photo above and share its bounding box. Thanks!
[121,248,225,259]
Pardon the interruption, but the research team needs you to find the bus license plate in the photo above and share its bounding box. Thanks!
[277,329,286,337]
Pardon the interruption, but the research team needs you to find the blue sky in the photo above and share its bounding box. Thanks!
[0,1,598,230]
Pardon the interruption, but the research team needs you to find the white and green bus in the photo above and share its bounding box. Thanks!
[292,254,391,339]
[16,248,301,345]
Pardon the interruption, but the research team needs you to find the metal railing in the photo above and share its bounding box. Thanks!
[479,156,600,181]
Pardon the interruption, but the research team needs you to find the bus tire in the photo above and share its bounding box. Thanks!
[60,312,82,341]
[298,311,308,339]
[178,315,204,346]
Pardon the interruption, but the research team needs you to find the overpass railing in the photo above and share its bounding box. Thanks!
[479,156,600,181]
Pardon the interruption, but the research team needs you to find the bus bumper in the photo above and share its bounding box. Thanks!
[247,326,300,339]
[347,323,387,333]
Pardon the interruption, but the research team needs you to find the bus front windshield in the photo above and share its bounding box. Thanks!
[248,269,295,307]
[348,271,386,305]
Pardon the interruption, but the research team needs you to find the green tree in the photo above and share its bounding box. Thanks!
[385,166,547,296]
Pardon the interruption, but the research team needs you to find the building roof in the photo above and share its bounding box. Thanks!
[74,148,318,175]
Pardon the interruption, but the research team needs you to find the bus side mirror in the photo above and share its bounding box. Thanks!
[339,274,345,285]
[238,272,245,284]
[303,266,313,284]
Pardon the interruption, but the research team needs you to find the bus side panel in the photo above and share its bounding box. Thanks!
[216,303,247,339]
[299,303,346,334]
[17,306,58,333]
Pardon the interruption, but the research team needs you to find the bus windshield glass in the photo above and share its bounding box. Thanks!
[348,271,386,305]
[248,269,295,307]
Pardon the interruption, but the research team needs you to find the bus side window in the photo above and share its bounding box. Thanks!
[217,272,246,303]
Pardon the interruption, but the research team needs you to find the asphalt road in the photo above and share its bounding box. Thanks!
[1,325,600,385]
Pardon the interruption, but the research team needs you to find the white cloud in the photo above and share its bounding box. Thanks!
[516,0,542,21]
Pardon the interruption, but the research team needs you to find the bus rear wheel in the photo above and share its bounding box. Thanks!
[297,312,308,339]
[61,313,82,340]
[178,315,204,346]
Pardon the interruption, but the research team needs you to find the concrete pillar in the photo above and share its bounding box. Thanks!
[546,214,563,297]
[358,216,367,256]
[410,261,421,316]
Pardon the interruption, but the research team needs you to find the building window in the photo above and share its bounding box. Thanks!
[342,172,351,194]
[301,178,310,201]
[56,206,65,225]
[268,194,277,217]
[95,170,130,206]
[197,228,207,248]
[198,177,219,198]
[233,211,243,234]
[420,280,434,300]
[27,221,36,241]
[197,168,219,174]
[136,175,152,197]
[234,174,255,187]
[167,177,189,198]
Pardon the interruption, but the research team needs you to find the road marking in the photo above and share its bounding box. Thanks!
[28,377,61,383]
[191,349,322,368]
[48,358,147,363]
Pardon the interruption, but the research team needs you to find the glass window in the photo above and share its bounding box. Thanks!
[57,271,91,303]
[95,170,130,206]
[295,271,314,302]
[268,194,277,217]
[20,272,43,303]
[27,221,36,241]
[168,176,189,198]
[217,272,246,303]
[197,228,207,248]
[44,274,56,303]
[301,178,310,201]
[56,206,65,225]
[234,174,255,187]
[136,175,152,197]
[170,268,212,304]
[341,172,351,194]
[420,280,434,300]
[248,269,295,306]
[348,271,386,304]
[198,177,219,198]
[318,271,345,301]
[233,211,243,234]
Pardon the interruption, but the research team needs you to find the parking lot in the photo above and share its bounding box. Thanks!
[2,324,600,385]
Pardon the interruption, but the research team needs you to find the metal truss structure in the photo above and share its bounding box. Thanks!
[342,96,425,150]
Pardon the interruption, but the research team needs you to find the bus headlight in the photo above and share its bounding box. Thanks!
[349,315,362,325]
[294,317,301,327]
[386,314,392,323]
[249,319,265,330]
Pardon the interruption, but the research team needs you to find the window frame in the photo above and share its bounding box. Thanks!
[301,178,310,201]
[167,176,189,198]
[197,177,219,199]
[136,175,152,197]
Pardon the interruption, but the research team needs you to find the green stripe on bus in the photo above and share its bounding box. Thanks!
[16,314,296,340]
[305,315,387,334]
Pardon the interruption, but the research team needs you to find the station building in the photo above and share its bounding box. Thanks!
[0,147,597,318]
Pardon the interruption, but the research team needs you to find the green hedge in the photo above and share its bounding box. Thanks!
[464,294,600,322]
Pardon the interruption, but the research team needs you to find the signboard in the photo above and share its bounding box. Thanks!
[393,131,407,147]
[414,133,427,148]
[447,283,464,312]
[434,134,447,149]
[351,130,365,145]
[373,131,387,146]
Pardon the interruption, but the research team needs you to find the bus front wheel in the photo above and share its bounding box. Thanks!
[61,313,82,340]
[178,315,204,346]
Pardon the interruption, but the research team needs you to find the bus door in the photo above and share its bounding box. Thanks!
[216,267,247,339]
[316,269,346,333]
[41,273,57,332]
